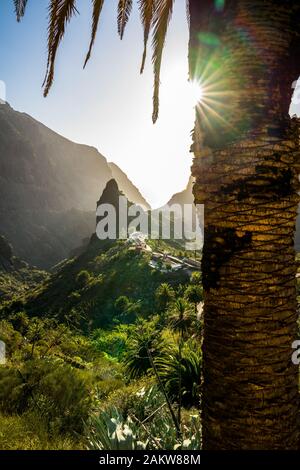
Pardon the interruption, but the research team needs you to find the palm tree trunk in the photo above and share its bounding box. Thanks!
[189,0,300,449]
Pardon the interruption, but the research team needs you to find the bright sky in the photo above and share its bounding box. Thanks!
[0,0,196,208]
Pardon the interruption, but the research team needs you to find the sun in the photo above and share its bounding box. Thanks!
[188,81,204,105]
[159,63,205,111]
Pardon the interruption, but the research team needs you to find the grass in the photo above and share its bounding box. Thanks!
[0,413,84,450]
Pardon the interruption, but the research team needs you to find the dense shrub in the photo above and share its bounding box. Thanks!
[0,412,83,450]
[76,270,91,288]
[0,359,92,434]
[101,378,155,418]
[92,326,130,361]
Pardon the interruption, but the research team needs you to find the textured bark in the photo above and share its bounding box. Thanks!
[189,0,300,449]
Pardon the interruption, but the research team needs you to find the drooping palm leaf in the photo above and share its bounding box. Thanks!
[151,0,174,123]
[13,0,176,123]
[117,0,133,39]
[138,0,155,74]
[84,0,105,68]
[43,0,78,97]
[13,0,28,21]
[43,0,59,91]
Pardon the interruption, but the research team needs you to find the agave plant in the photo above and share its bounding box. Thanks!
[86,406,147,450]
[86,385,201,450]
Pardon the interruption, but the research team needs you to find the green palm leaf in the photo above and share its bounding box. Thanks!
[43,0,78,97]
[138,0,155,74]
[117,0,133,39]
[13,0,176,123]
[13,0,28,21]
[84,0,105,68]
[151,0,174,123]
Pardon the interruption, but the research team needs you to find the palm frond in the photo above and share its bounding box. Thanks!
[186,0,190,27]
[43,0,59,90]
[138,0,155,74]
[117,0,133,40]
[13,0,28,22]
[84,0,105,68]
[43,0,78,97]
[151,0,174,123]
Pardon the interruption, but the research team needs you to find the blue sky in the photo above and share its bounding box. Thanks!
[0,0,194,208]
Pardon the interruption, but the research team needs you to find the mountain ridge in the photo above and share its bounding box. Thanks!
[0,103,150,268]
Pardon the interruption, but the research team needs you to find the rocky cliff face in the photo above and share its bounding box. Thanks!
[0,103,150,268]
[93,179,148,244]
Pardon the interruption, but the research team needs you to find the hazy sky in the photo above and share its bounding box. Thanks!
[0,0,195,208]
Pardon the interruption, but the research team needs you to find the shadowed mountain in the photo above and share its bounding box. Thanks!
[9,181,188,329]
[0,103,150,268]
[92,178,149,244]
[0,235,47,301]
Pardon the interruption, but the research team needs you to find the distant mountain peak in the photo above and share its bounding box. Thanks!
[97,178,123,207]
[167,176,195,207]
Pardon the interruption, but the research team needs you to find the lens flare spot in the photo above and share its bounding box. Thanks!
[215,0,225,12]
[189,81,204,104]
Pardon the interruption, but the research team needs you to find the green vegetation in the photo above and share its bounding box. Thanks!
[0,235,47,301]
[1,239,190,329]
[0,237,203,449]
[86,386,201,451]
[0,267,47,301]
[2,198,299,450]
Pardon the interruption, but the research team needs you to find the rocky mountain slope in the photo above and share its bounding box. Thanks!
[6,181,188,329]
[0,235,47,301]
[0,103,150,268]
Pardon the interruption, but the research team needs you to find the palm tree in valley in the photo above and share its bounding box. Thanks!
[155,282,175,314]
[14,0,300,449]
[185,284,203,315]
[168,297,195,337]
